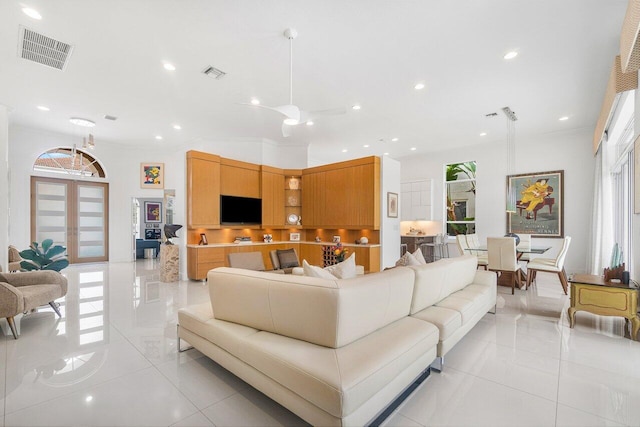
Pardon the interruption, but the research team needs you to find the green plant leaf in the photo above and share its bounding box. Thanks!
[43,259,69,271]
[46,245,67,258]
[42,239,53,253]
[19,260,38,271]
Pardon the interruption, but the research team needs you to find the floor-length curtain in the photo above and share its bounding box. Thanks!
[587,143,615,274]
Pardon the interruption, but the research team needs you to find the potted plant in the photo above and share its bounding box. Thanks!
[19,239,69,271]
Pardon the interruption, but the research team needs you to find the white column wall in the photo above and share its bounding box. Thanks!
[0,106,9,271]
[399,128,594,274]
[380,156,401,269]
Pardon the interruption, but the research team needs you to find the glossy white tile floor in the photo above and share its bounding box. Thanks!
[1,261,639,426]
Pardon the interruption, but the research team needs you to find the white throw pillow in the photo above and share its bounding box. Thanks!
[324,253,357,279]
[302,260,335,279]
[395,251,420,267]
[412,248,427,265]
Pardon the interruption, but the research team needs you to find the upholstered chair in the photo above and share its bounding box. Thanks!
[269,248,300,274]
[456,234,488,270]
[516,234,532,263]
[8,245,23,272]
[487,237,521,294]
[227,252,267,271]
[0,270,68,339]
[526,236,572,294]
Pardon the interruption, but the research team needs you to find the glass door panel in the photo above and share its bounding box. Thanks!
[77,183,108,260]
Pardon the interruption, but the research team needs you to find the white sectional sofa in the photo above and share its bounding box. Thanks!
[177,255,496,426]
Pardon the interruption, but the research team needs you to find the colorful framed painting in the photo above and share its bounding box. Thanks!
[141,163,164,189]
[145,201,162,223]
[506,170,564,238]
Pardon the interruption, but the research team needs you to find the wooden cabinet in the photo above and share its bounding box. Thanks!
[187,151,221,228]
[261,166,285,228]
[284,173,302,226]
[302,157,380,229]
[220,158,260,198]
[187,246,225,280]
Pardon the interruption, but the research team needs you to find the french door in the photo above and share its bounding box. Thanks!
[31,176,109,263]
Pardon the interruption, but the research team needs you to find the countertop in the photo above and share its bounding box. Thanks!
[187,241,380,248]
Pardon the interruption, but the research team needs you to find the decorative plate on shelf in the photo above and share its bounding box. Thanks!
[288,196,298,206]
[287,213,299,224]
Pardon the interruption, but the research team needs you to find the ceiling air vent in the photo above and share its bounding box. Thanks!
[202,65,227,80]
[103,115,118,121]
[18,26,74,71]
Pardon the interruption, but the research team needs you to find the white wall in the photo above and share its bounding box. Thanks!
[380,156,401,269]
[634,87,640,280]
[0,106,9,271]
[399,127,595,274]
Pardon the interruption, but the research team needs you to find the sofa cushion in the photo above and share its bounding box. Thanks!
[324,253,356,279]
[412,248,428,265]
[408,255,478,314]
[238,317,438,418]
[395,251,420,267]
[302,260,336,279]
[276,248,300,269]
[435,295,478,324]
[411,306,461,341]
[209,266,415,348]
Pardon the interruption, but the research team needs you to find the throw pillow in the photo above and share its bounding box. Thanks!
[276,248,300,269]
[324,252,357,279]
[395,251,420,267]
[412,248,427,265]
[302,259,335,279]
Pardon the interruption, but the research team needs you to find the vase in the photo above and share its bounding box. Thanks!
[504,233,520,246]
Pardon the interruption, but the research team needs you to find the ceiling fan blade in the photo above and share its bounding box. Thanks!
[282,122,293,137]
[272,104,300,121]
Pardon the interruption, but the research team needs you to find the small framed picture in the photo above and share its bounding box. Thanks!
[199,233,208,245]
[332,235,341,243]
[144,202,162,223]
[141,163,164,189]
[290,232,300,241]
[387,192,398,218]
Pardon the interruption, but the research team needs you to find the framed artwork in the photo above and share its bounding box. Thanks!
[289,232,300,241]
[141,163,164,189]
[145,201,162,223]
[199,233,208,245]
[387,192,398,218]
[332,235,341,243]
[635,136,640,213]
[506,170,564,238]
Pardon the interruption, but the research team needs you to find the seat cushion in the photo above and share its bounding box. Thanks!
[411,306,461,341]
[238,316,438,418]
[19,285,63,311]
[436,295,478,324]
[276,249,300,269]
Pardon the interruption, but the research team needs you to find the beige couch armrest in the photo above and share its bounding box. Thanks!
[472,270,497,287]
[0,283,24,317]
[0,271,68,294]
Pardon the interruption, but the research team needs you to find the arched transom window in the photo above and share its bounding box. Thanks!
[34,147,105,178]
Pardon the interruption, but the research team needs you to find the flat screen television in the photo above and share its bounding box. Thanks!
[220,195,262,225]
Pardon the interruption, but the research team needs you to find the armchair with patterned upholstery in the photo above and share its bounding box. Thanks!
[0,270,68,339]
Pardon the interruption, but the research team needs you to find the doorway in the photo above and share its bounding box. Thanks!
[31,176,109,263]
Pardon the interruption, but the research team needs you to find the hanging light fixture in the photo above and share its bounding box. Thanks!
[82,133,95,150]
[502,106,518,213]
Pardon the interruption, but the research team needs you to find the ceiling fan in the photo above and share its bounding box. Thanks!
[241,28,346,137]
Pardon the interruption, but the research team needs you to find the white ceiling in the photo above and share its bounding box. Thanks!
[0,0,628,164]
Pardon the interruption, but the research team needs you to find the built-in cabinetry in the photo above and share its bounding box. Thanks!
[302,157,380,229]
[220,158,260,198]
[284,173,302,226]
[261,166,285,228]
[187,151,221,228]
[400,179,432,221]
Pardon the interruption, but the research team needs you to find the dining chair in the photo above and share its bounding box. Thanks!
[525,236,572,294]
[516,234,532,262]
[456,234,488,270]
[487,237,521,294]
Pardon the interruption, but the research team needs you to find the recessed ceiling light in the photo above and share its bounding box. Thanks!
[283,118,298,125]
[559,116,569,121]
[69,117,95,127]
[391,137,399,142]
[22,7,42,20]
[383,152,389,156]
[37,105,49,111]
[306,121,314,126]
[503,51,518,60]
[163,63,176,71]
[342,149,348,153]
[410,147,417,151]
[352,105,361,110]
[173,124,181,130]
[479,132,487,136]
[155,135,163,140]
[414,83,425,90]
[363,144,370,148]
[250,98,260,105]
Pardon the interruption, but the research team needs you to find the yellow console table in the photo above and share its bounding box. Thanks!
[568,274,640,340]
